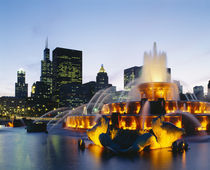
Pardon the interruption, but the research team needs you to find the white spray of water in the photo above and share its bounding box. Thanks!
[140,42,170,83]
[33,107,69,123]
[140,100,150,130]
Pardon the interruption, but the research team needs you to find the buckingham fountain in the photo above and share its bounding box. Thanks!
[63,43,210,152]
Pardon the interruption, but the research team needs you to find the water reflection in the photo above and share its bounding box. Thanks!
[140,149,173,169]
[87,143,191,170]
[0,128,210,170]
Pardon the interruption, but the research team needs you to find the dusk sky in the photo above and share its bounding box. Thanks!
[1,0,210,96]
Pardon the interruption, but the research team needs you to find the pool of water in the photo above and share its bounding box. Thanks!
[0,126,210,170]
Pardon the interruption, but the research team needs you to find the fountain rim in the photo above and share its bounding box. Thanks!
[138,81,178,87]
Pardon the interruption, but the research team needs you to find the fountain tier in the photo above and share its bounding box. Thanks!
[63,43,210,133]
[139,82,179,101]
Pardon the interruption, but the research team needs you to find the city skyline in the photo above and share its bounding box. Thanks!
[1,0,210,96]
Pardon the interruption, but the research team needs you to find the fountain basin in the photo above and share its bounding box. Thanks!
[64,115,182,130]
[63,43,210,135]
[101,100,210,115]
[138,82,179,101]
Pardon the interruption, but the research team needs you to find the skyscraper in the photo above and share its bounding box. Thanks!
[28,40,54,115]
[59,82,84,108]
[15,69,28,98]
[52,47,82,105]
[40,39,52,96]
[96,64,109,89]
[29,81,54,114]
[31,81,51,99]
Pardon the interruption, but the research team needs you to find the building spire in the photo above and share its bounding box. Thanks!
[43,37,50,60]
[45,37,48,49]
[99,64,106,73]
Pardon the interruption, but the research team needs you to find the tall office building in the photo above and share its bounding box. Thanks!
[59,82,83,108]
[124,66,142,90]
[31,81,51,99]
[40,39,52,96]
[82,81,98,103]
[29,81,54,114]
[52,47,82,105]
[96,64,109,90]
[15,69,28,98]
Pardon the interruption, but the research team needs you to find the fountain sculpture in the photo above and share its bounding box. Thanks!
[63,43,210,152]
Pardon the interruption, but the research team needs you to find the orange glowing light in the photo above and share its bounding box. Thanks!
[101,99,210,115]
[119,120,126,129]
[118,117,138,130]
[112,103,117,113]
[136,105,140,114]
[65,116,97,130]
[65,115,183,132]
[138,82,179,101]
[143,121,151,130]
[129,120,137,130]
[119,103,126,114]
[197,117,208,131]
[8,122,14,127]
[175,120,182,128]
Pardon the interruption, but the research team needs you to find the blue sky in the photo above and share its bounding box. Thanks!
[0,0,210,96]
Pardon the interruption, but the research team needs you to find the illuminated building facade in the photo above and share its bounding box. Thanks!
[25,96,54,116]
[58,65,114,108]
[31,81,51,100]
[52,47,82,107]
[96,65,112,91]
[193,86,204,100]
[0,96,26,117]
[15,69,28,98]
[96,65,108,86]
[59,83,84,108]
[35,40,52,100]
[27,41,54,116]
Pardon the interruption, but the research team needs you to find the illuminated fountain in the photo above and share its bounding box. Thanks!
[63,43,210,152]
